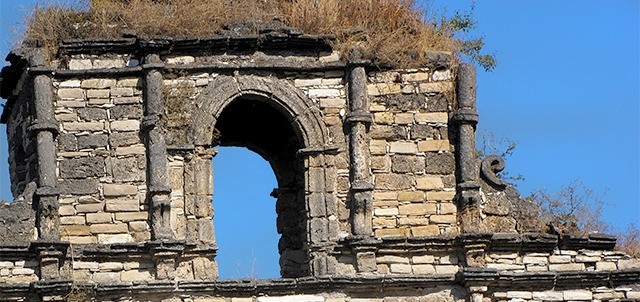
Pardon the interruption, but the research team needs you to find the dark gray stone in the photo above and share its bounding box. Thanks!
[411,124,448,140]
[111,104,143,119]
[77,108,107,121]
[377,94,424,111]
[59,157,105,179]
[391,155,425,173]
[425,152,455,174]
[109,132,141,148]
[57,133,78,151]
[370,125,406,140]
[59,178,99,195]
[111,156,145,182]
[78,134,108,149]
[425,94,449,112]
[0,200,36,243]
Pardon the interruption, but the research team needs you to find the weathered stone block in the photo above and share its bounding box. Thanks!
[375,228,409,238]
[411,225,440,237]
[429,215,456,224]
[426,191,456,201]
[370,125,407,141]
[109,132,141,147]
[78,134,108,149]
[425,152,455,174]
[115,212,148,222]
[77,108,107,121]
[110,120,141,132]
[110,104,143,119]
[98,233,134,244]
[398,204,436,215]
[417,140,450,152]
[63,122,104,132]
[415,112,448,124]
[563,290,592,300]
[389,142,417,154]
[59,157,105,179]
[105,199,139,212]
[397,191,424,202]
[58,88,85,100]
[90,223,128,234]
[81,79,116,89]
[60,179,99,195]
[103,184,138,197]
[120,269,153,282]
[86,213,112,224]
[111,156,145,182]
[391,155,425,173]
[375,174,414,190]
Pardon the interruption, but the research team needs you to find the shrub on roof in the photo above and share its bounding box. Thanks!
[23,0,494,69]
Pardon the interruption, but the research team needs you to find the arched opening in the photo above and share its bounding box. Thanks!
[213,95,309,278]
[213,146,279,279]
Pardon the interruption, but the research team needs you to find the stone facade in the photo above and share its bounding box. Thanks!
[0,32,638,301]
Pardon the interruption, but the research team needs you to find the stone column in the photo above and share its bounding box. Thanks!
[142,54,174,240]
[346,63,373,236]
[28,51,60,241]
[452,64,480,208]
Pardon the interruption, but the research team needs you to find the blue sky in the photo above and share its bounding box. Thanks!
[1,1,638,279]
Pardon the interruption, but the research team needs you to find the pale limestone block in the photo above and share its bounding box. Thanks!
[532,291,563,301]
[5,275,38,283]
[397,191,424,202]
[374,208,399,216]
[294,78,322,87]
[563,290,592,300]
[59,80,81,88]
[81,79,116,89]
[415,177,444,190]
[522,256,548,265]
[98,234,134,244]
[595,261,617,270]
[110,87,134,97]
[367,83,401,96]
[618,258,640,269]
[93,59,125,69]
[414,112,448,124]
[58,88,85,100]
[117,78,142,87]
[57,100,86,108]
[115,212,148,222]
[128,221,149,232]
[120,269,153,282]
[401,72,430,82]
[373,218,397,228]
[434,265,458,274]
[308,88,342,98]
[398,203,437,215]
[389,142,417,154]
[110,120,140,132]
[113,96,142,104]
[506,291,532,299]
[426,191,456,201]
[166,56,195,65]
[88,98,110,105]
[73,261,99,270]
[321,78,343,85]
[89,223,128,234]
[549,255,571,264]
[394,113,414,124]
[11,268,35,275]
[486,263,525,271]
[56,113,78,122]
[411,225,440,236]
[418,82,453,94]
[439,203,457,215]
[417,140,450,152]
[60,216,86,225]
[412,255,435,264]
[375,228,409,238]
[99,262,124,271]
[257,295,324,302]
[399,217,430,226]
[370,140,387,155]
[319,98,346,108]
[86,89,110,99]
[75,203,104,213]
[86,213,112,224]
[59,205,75,216]
[105,199,139,212]
[92,272,120,283]
[115,146,146,156]
[103,184,138,197]
[63,122,104,132]
[68,59,92,70]
[549,263,585,271]
[373,112,394,124]
[390,263,412,274]
[60,226,91,236]
[432,70,452,81]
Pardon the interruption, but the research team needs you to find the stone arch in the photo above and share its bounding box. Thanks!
[191,75,332,277]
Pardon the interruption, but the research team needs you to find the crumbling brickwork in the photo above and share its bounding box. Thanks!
[0,30,638,302]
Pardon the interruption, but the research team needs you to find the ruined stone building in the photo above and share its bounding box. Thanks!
[0,26,638,302]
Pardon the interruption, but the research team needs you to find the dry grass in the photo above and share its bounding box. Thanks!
[23,0,459,67]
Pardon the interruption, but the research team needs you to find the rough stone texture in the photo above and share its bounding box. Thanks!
[0,39,637,302]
